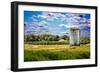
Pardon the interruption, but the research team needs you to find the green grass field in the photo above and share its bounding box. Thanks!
[24,44,90,61]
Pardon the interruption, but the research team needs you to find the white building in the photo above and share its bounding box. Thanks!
[69,25,80,46]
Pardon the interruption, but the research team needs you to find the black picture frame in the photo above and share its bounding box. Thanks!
[11,1,98,72]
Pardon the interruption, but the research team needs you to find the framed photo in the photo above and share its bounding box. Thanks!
[11,1,97,71]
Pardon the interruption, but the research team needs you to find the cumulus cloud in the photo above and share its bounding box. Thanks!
[31,12,90,26]
[24,20,49,35]
[39,21,48,27]
[26,20,48,27]
[36,12,66,21]
[25,11,90,36]
[59,24,70,28]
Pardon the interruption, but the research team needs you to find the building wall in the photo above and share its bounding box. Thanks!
[70,29,80,45]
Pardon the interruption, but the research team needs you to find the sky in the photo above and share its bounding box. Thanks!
[24,11,90,37]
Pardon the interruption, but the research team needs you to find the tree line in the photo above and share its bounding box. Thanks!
[24,34,90,44]
[24,34,69,42]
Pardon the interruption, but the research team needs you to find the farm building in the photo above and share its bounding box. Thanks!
[69,25,80,46]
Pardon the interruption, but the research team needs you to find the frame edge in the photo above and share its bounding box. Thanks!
[11,2,18,72]
[11,1,98,71]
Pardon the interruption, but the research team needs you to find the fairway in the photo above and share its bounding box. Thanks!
[24,44,90,61]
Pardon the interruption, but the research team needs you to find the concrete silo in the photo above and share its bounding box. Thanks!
[69,25,80,46]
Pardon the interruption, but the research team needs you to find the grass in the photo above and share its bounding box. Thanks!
[25,41,69,45]
[24,44,90,61]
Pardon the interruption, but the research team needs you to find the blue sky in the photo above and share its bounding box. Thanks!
[24,11,90,37]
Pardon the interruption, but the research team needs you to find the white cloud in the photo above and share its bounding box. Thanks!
[64,13,90,25]
[37,12,67,21]
[25,12,90,35]
[38,21,48,27]
[32,18,38,22]
[38,14,48,19]
[31,12,90,26]
[59,24,65,27]
[59,24,70,28]
[25,20,48,28]
[24,20,49,35]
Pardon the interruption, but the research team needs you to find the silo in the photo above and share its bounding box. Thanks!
[69,25,80,46]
